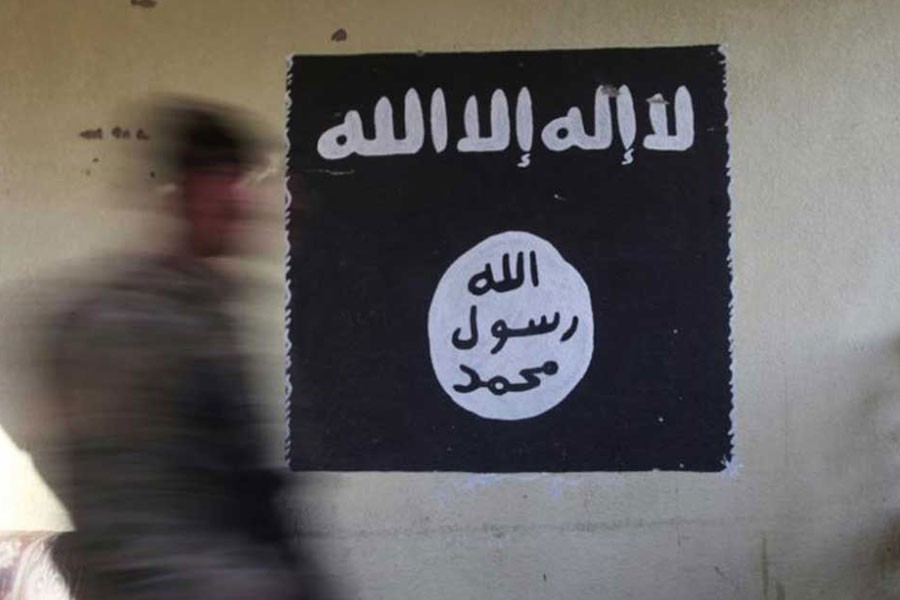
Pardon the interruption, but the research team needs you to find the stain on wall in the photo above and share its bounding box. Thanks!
[79,128,103,140]
[77,127,150,141]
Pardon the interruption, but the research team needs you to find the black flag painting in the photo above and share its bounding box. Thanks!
[285,45,733,472]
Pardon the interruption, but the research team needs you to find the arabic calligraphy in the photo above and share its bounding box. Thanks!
[489,312,568,354]
[467,251,538,296]
[454,361,559,395]
[317,88,425,159]
[317,85,693,166]
[428,231,594,421]
[451,305,479,350]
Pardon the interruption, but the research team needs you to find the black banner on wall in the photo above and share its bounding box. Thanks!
[286,45,733,472]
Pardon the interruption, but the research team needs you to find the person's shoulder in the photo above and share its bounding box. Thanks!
[59,255,203,342]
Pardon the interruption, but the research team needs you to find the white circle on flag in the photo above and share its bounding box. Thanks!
[428,231,594,420]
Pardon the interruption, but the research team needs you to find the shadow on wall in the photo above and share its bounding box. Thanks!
[872,337,900,597]
[817,334,900,599]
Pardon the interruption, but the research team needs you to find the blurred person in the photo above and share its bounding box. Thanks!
[36,100,309,600]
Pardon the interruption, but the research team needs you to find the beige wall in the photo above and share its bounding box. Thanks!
[3,1,900,598]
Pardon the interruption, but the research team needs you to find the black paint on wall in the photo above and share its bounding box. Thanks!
[286,46,733,472]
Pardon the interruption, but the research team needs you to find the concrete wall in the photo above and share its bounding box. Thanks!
[2,1,900,598]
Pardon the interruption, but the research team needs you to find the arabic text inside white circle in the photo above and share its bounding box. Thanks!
[428,231,594,421]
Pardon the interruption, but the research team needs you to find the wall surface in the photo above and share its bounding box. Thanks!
[3,1,900,598]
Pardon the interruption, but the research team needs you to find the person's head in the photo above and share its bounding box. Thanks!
[161,101,263,258]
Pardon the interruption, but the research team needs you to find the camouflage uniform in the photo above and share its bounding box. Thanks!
[43,256,304,600]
